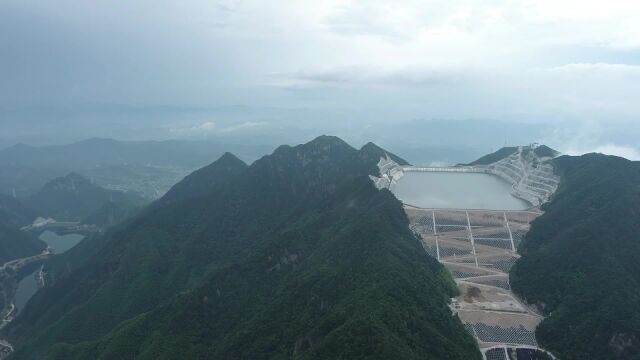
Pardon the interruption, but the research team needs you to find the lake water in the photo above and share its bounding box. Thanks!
[38,231,85,253]
[12,232,85,315]
[391,172,530,210]
[14,270,38,314]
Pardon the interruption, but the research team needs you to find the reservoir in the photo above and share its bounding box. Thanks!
[391,172,530,210]
[38,231,85,253]
[14,270,38,314]
[13,232,85,315]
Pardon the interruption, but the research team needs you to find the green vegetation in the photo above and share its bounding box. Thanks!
[24,173,146,223]
[80,200,144,228]
[0,194,44,263]
[0,194,36,228]
[0,138,272,198]
[532,145,558,158]
[6,136,480,359]
[159,152,248,205]
[466,146,518,165]
[0,219,45,264]
[511,153,640,360]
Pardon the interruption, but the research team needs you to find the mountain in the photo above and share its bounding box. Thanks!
[80,201,143,228]
[0,138,233,170]
[0,194,45,264]
[159,152,248,205]
[0,138,273,198]
[0,194,36,228]
[511,153,640,359]
[25,173,146,223]
[466,146,519,165]
[0,218,45,265]
[533,145,559,158]
[4,136,480,359]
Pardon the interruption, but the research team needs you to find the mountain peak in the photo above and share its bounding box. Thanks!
[26,172,140,222]
[217,151,244,164]
[533,144,559,158]
[159,151,248,204]
[292,135,354,155]
[308,134,349,146]
[467,144,560,166]
[65,172,90,181]
[359,142,410,166]
[43,172,93,191]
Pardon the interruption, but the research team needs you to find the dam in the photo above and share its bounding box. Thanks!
[371,145,559,360]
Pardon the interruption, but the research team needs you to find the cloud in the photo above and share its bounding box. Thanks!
[562,143,640,160]
[197,121,216,131]
[169,120,268,135]
[2,0,640,145]
[273,65,471,88]
[593,144,640,160]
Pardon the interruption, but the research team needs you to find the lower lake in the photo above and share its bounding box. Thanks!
[38,231,85,254]
[14,270,38,314]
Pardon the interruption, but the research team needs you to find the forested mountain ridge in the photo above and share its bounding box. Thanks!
[5,136,480,359]
[158,152,248,205]
[511,153,640,359]
[0,137,273,199]
[0,219,45,265]
[0,194,45,264]
[24,172,146,223]
[0,194,37,228]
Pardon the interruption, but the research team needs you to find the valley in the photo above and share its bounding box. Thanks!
[376,144,559,359]
[0,137,638,359]
[0,228,85,359]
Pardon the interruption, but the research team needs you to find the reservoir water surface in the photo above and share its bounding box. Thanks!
[39,231,85,253]
[391,172,530,210]
[14,271,38,314]
[14,231,86,314]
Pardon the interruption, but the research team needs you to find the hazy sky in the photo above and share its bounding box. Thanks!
[1,0,639,158]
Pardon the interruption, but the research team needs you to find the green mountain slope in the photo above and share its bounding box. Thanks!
[511,153,640,360]
[25,173,146,223]
[159,152,248,205]
[0,194,44,264]
[5,136,480,359]
[0,194,37,228]
[0,218,45,264]
[0,138,272,198]
[465,146,518,165]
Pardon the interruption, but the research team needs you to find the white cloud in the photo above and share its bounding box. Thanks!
[3,0,640,143]
[169,120,268,135]
[196,121,216,131]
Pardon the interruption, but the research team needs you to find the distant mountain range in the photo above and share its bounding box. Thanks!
[23,172,146,224]
[0,138,274,198]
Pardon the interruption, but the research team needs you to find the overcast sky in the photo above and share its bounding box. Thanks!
[1,0,639,158]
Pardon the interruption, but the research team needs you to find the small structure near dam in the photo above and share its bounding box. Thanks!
[371,145,559,360]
